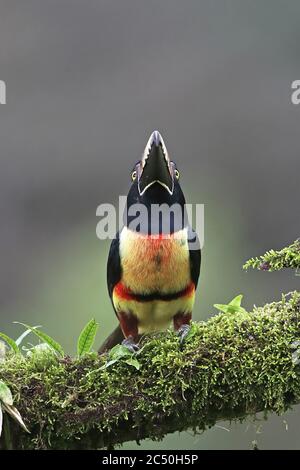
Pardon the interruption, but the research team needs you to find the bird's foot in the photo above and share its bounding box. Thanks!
[176,324,191,346]
[122,336,139,353]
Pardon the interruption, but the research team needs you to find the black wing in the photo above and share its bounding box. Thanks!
[107,231,122,300]
[188,226,201,288]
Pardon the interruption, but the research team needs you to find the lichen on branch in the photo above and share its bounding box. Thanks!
[0,291,300,449]
[243,239,300,272]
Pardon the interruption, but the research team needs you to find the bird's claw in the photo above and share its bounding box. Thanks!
[177,324,191,346]
[122,336,139,353]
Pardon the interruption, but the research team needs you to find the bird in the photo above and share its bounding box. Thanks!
[99,130,201,353]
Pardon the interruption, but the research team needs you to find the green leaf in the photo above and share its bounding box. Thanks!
[0,380,13,406]
[229,295,243,308]
[233,306,248,315]
[0,333,19,354]
[14,323,64,357]
[100,345,138,370]
[102,359,118,369]
[124,357,141,370]
[77,319,99,357]
[214,303,231,313]
[214,294,248,315]
[109,344,132,360]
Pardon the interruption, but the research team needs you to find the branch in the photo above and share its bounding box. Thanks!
[0,291,300,449]
[243,239,300,272]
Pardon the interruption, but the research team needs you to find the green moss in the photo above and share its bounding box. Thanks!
[243,239,300,272]
[1,291,300,449]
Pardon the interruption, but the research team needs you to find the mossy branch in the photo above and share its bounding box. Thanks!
[243,239,300,272]
[1,291,300,449]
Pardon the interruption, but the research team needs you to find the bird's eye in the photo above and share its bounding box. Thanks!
[131,170,137,181]
[175,169,180,180]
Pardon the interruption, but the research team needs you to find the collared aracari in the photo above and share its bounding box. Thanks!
[101,131,201,352]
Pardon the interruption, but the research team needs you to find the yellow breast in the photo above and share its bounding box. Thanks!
[112,294,195,334]
[119,227,191,294]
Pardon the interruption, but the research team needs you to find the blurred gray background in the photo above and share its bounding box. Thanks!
[0,0,299,449]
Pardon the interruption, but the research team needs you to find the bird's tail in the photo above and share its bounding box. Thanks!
[98,325,125,354]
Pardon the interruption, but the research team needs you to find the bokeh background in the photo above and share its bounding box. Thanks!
[0,0,299,449]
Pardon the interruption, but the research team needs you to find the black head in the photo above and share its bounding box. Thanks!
[124,131,188,234]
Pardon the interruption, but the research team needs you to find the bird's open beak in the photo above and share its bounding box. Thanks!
[138,130,173,195]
